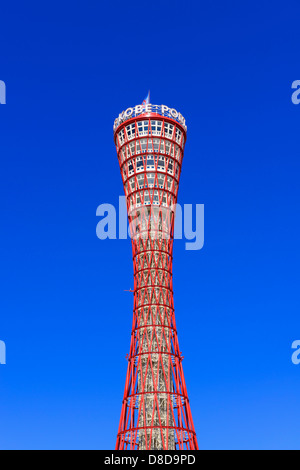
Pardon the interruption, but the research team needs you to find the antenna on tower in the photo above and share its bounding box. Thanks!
[142,90,150,105]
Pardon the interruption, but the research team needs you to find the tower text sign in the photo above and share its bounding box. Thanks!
[113,104,187,131]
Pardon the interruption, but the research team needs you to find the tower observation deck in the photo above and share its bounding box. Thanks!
[114,102,198,450]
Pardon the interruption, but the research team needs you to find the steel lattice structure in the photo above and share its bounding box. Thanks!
[114,103,198,450]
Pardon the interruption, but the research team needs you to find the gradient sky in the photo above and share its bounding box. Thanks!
[0,0,300,450]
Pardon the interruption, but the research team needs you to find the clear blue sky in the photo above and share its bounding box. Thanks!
[0,0,300,450]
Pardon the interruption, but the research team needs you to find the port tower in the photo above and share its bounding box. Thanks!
[114,102,198,450]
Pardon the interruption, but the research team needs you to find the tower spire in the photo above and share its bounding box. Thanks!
[142,90,150,105]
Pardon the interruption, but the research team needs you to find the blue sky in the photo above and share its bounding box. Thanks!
[0,0,300,450]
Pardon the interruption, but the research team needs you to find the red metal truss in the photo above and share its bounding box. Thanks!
[114,107,198,450]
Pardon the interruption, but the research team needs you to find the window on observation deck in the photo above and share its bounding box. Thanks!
[164,123,174,138]
[120,148,126,163]
[137,174,144,189]
[159,140,165,154]
[135,141,140,154]
[147,140,153,152]
[128,159,134,175]
[118,129,125,145]
[153,138,160,152]
[146,173,155,187]
[140,139,147,152]
[129,178,135,192]
[137,121,149,136]
[167,160,174,174]
[157,174,164,188]
[165,141,171,155]
[126,123,136,140]
[167,176,173,190]
[157,156,165,170]
[129,142,135,156]
[136,157,144,171]
[146,155,155,169]
[144,191,150,204]
[153,191,159,205]
[175,127,182,144]
[151,120,162,136]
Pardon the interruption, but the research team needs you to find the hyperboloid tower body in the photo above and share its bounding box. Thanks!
[113,101,198,450]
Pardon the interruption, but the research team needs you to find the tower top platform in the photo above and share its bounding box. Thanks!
[113,103,187,133]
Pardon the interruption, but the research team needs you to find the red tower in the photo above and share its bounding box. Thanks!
[113,102,198,450]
